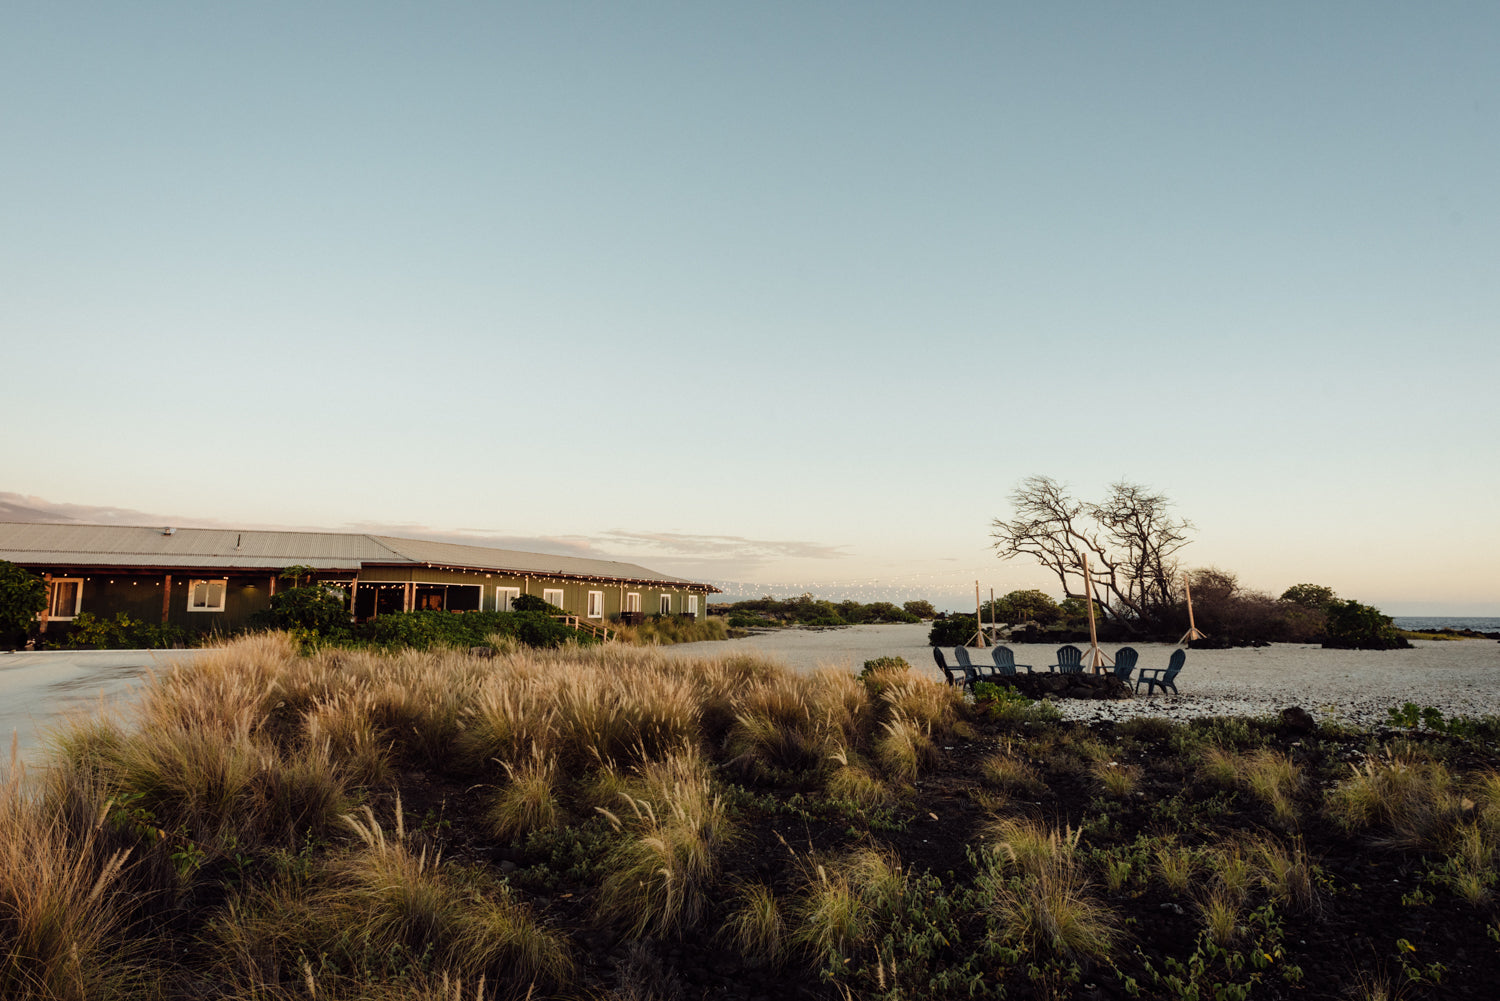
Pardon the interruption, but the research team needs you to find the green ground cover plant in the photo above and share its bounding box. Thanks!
[5,636,1500,1000]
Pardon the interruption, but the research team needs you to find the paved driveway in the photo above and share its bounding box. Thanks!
[0,649,202,763]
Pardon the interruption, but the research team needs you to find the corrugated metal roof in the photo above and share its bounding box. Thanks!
[367,536,702,585]
[0,522,717,590]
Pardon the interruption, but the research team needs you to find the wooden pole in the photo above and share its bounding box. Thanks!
[1082,554,1112,672]
[161,574,172,624]
[1177,578,1208,646]
[973,580,983,647]
[39,573,52,634]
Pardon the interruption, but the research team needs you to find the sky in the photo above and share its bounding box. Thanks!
[3,2,1497,615]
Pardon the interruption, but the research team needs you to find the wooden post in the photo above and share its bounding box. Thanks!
[1082,554,1112,672]
[1177,578,1207,646]
[974,580,983,648]
[349,579,359,621]
[404,582,414,613]
[39,573,52,634]
[161,574,172,624]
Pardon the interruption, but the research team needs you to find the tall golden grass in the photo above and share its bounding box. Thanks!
[0,632,990,997]
[0,739,137,1001]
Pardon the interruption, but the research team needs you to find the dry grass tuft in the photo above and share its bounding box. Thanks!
[1249,835,1321,913]
[1199,746,1302,824]
[980,747,1045,797]
[872,713,937,784]
[825,747,892,808]
[880,678,961,738]
[1241,750,1303,825]
[208,797,575,993]
[0,742,137,1001]
[1155,842,1197,894]
[977,817,1120,965]
[1325,749,1467,849]
[1092,759,1140,799]
[488,746,562,840]
[1198,891,1240,946]
[594,750,735,937]
[719,882,785,964]
[787,847,906,965]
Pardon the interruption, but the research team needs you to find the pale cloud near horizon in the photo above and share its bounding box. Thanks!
[589,530,849,562]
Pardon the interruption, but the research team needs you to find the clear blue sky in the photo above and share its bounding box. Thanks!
[4,2,1497,613]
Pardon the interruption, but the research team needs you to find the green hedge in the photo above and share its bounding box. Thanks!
[354,609,587,650]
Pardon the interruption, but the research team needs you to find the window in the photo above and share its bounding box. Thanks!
[624,592,641,613]
[542,588,565,608]
[187,578,228,612]
[587,591,603,618]
[687,595,698,617]
[496,586,520,611]
[659,593,672,615]
[46,578,83,620]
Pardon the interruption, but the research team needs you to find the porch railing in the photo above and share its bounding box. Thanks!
[553,614,614,642]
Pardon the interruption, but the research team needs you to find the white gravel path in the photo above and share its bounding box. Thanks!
[665,623,1500,729]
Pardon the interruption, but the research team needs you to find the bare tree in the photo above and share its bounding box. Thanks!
[990,476,1193,630]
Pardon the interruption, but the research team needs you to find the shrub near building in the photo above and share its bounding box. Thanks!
[0,560,45,650]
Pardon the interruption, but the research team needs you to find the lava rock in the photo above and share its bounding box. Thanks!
[1279,705,1317,733]
[1002,673,1133,701]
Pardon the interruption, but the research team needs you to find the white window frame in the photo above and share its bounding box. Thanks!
[542,588,565,609]
[688,595,698,616]
[46,578,84,620]
[187,578,229,613]
[587,590,603,619]
[496,586,521,611]
[659,593,672,615]
[625,592,641,613]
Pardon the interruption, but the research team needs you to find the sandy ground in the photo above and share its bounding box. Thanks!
[0,649,199,761]
[665,622,1500,728]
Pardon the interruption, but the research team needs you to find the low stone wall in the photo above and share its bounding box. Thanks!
[995,672,1133,701]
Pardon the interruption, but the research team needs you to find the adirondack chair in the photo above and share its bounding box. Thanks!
[953,646,991,686]
[1112,647,1139,684]
[990,646,1033,676]
[1050,644,1084,674]
[932,647,966,688]
[1136,649,1187,695]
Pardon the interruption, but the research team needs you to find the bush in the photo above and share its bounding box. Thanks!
[715,593,918,628]
[356,610,585,650]
[59,612,191,650]
[902,600,937,619]
[927,615,977,647]
[0,560,45,650]
[1322,599,1410,650]
[510,593,554,613]
[986,589,1062,626]
[250,584,350,636]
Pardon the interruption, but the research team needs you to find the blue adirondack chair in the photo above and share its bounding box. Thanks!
[953,646,991,686]
[932,647,966,688]
[1136,649,1187,695]
[1050,644,1084,674]
[1112,647,1139,684]
[991,646,1033,676]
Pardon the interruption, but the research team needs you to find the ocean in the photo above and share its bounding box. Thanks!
[1392,616,1500,633]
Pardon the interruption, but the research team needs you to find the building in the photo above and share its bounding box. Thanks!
[0,522,719,635]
